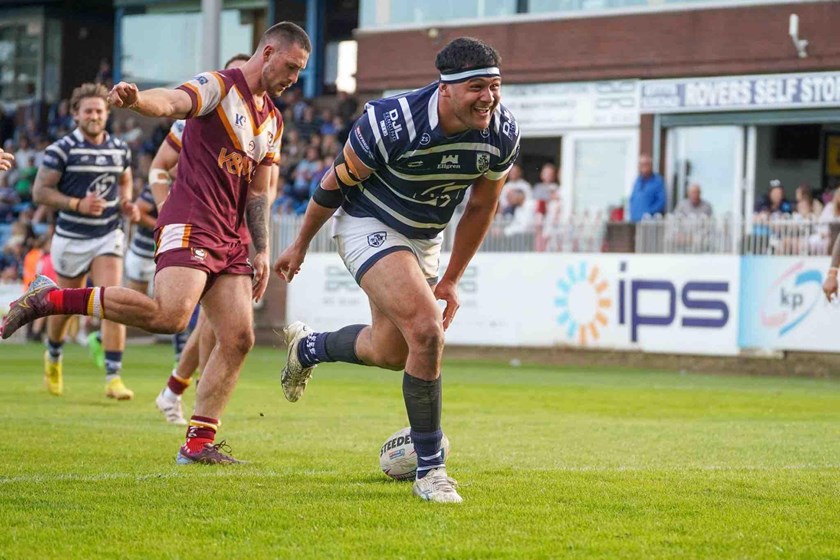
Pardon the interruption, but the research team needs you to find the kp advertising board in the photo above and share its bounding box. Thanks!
[739,256,839,352]
[287,253,740,355]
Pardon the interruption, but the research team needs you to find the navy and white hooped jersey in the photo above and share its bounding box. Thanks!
[42,129,131,240]
[346,82,520,239]
[129,186,157,259]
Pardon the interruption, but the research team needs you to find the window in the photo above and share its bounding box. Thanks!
[359,0,516,28]
[0,19,42,102]
[122,8,257,87]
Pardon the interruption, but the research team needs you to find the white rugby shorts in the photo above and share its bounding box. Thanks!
[124,249,155,283]
[51,229,126,278]
[331,213,441,285]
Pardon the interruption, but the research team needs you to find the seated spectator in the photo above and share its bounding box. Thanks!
[48,99,74,140]
[795,183,823,217]
[0,183,21,222]
[14,136,36,170]
[297,105,321,141]
[629,154,666,222]
[532,163,560,210]
[674,183,713,217]
[500,188,527,218]
[13,155,37,202]
[337,90,359,121]
[755,180,792,215]
[319,109,338,136]
[499,164,532,210]
[122,117,144,145]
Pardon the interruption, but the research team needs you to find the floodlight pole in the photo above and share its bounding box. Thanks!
[202,0,222,71]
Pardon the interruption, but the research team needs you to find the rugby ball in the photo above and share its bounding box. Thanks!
[379,427,451,481]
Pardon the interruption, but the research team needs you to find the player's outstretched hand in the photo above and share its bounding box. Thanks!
[274,244,306,283]
[434,278,460,331]
[823,273,838,302]
[79,192,106,216]
[0,148,14,171]
[252,252,270,303]
[108,81,139,109]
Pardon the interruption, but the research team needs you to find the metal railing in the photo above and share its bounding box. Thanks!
[271,212,840,257]
[635,214,840,255]
[271,211,609,256]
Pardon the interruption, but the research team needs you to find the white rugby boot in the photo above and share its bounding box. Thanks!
[412,468,463,504]
[280,321,317,402]
[155,389,187,425]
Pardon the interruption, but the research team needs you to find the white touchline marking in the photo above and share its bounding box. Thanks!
[0,464,837,484]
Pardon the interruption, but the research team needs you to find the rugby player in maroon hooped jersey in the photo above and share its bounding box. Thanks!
[1,21,311,465]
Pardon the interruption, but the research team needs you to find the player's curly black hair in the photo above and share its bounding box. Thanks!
[434,37,501,74]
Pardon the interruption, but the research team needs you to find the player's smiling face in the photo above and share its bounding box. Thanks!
[261,42,310,96]
[442,76,501,133]
[74,97,108,140]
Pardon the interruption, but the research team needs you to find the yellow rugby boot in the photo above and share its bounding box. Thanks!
[43,351,63,396]
[105,377,134,400]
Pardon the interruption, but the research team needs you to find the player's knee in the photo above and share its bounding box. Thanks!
[148,304,194,334]
[218,327,254,356]
[406,319,444,356]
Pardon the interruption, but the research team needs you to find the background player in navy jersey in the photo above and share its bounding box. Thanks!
[31,83,139,399]
[275,37,520,503]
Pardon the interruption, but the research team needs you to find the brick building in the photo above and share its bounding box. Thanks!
[354,0,840,218]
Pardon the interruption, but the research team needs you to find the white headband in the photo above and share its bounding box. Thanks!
[439,66,501,83]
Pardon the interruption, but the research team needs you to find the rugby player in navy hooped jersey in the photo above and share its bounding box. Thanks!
[31,83,140,400]
[1,22,310,465]
[275,37,521,503]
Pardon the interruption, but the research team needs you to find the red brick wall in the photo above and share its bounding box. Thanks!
[356,2,840,92]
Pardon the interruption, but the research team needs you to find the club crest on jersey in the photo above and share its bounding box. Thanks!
[87,173,116,198]
[367,232,387,248]
[476,153,490,173]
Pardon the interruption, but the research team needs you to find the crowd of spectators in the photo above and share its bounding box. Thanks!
[0,86,362,285]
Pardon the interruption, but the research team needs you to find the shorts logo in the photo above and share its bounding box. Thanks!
[420,132,431,146]
[367,232,387,248]
[191,248,207,262]
[476,153,490,173]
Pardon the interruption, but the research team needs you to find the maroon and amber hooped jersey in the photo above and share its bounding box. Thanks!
[156,67,283,251]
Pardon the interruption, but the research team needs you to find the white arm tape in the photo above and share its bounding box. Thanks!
[149,168,172,185]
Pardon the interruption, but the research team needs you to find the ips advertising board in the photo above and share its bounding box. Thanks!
[739,256,839,352]
[287,254,740,355]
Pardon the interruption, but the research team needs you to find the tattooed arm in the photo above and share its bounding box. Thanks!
[247,165,271,302]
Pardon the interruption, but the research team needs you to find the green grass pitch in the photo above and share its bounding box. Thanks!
[1,342,838,559]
